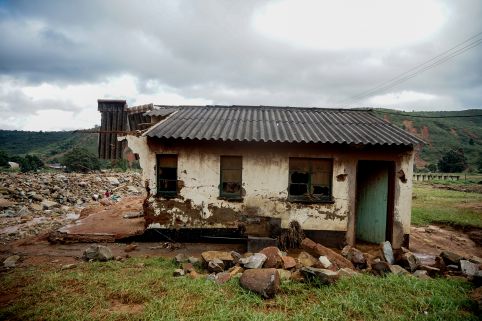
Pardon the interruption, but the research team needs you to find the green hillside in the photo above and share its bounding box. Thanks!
[0,130,98,163]
[374,109,482,171]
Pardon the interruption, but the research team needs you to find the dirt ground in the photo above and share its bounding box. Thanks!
[0,196,480,267]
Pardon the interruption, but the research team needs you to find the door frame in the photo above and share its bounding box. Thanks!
[354,160,395,245]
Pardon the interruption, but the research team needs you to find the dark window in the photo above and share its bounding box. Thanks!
[220,156,242,199]
[157,154,178,197]
[289,158,333,202]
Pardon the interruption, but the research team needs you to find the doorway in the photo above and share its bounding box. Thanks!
[355,160,394,244]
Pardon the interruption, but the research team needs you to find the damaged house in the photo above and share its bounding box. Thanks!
[98,99,423,249]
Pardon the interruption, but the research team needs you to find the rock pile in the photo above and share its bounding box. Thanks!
[171,238,482,298]
[0,171,142,244]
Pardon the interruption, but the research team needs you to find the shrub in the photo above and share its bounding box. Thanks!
[62,147,100,172]
[437,148,468,173]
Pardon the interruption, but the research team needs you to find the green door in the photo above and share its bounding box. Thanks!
[356,161,390,243]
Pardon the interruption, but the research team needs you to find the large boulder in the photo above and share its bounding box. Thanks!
[82,245,113,261]
[301,238,354,269]
[259,246,283,268]
[440,251,463,266]
[300,267,339,285]
[239,268,280,298]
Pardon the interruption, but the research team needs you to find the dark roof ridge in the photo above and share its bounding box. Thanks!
[152,104,373,112]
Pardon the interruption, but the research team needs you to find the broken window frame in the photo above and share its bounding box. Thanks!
[288,157,333,203]
[219,155,243,200]
[157,154,178,198]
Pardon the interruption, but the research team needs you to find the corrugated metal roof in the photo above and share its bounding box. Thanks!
[144,105,424,146]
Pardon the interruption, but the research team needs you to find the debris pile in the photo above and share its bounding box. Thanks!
[170,238,482,298]
[0,171,143,244]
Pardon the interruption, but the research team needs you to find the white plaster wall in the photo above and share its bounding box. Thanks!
[126,137,414,244]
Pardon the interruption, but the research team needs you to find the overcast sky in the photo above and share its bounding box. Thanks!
[0,0,481,131]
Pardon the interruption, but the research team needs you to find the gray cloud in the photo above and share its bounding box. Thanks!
[0,0,481,130]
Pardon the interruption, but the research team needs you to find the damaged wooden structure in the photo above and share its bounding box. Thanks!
[98,99,423,249]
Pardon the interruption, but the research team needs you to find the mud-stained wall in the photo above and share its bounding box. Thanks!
[126,137,414,248]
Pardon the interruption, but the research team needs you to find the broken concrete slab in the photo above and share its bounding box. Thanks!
[239,268,280,299]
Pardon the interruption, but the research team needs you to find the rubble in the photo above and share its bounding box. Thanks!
[241,253,267,269]
[301,238,354,269]
[301,267,339,285]
[82,245,113,261]
[3,255,20,268]
[0,171,142,244]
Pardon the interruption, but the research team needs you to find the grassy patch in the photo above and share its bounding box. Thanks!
[412,183,482,228]
[0,258,478,321]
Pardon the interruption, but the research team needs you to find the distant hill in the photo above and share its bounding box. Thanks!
[0,108,481,171]
[0,130,98,163]
[374,109,482,171]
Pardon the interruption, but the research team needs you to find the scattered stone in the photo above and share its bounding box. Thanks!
[3,255,20,268]
[182,263,195,273]
[173,269,185,277]
[99,198,112,206]
[228,266,244,277]
[290,270,304,282]
[241,253,267,269]
[78,182,88,187]
[259,246,283,268]
[41,200,58,210]
[208,259,225,273]
[107,177,120,186]
[61,263,76,270]
[413,270,431,279]
[338,268,360,278]
[206,273,217,282]
[175,253,188,264]
[297,251,319,267]
[189,270,201,279]
[460,260,480,277]
[419,265,442,277]
[301,238,354,269]
[215,272,232,284]
[281,256,297,269]
[318,256,332,269]
[82,245,113,262]
[239,268,280,299]
[389,265,409,275]
[124,244,138,252]
[341,245,367,268]
[399,251,420,272]
[230,251,242,264]
[201,251,233,264]
[381,241,395,264]
[441,251,463,266]
[301,267,339,285]
[276,269,292,281]
[371,261,390,276]
[188,256,200,264]
[127,186,139,193]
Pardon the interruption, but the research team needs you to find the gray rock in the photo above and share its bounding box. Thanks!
[342,245,367,268]
[389,265,409,275]
[82,245,113,262]
[239,268,280,298]
[371,261,390,276]
[127,186,139,193]
[400,251,420,272]
[441,251,463,266]
[460,260,479,277]
[413,270,431,279]
[208,259,225,273]
[230,251,242,265]
[300,266,339,285]
[41,200,58,210]
[3,255,20,268]
[241,253,267,269]
[381,241,395,264]
[106,177,120,186]
[123,211,143,219]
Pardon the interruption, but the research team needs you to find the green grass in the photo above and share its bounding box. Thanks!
[0,258,478,321]
[412,183,482,228]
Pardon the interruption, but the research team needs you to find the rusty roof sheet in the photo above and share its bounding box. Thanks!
[144,105,423,146]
